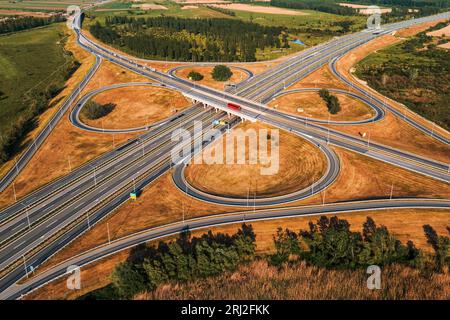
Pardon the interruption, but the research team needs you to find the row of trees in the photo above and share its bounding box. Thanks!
[270,216,450,274]
[110,225,256,298]
[0,15,65,35]
[81,101,116,120]
[205,5,236,17]
[319,88,341,114]
[84,216,448,299]
[90,16,289,62]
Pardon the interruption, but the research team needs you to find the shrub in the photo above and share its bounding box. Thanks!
[188,71,204,81]
[211,65,233,82]
[110,224,256,298]
[319,88,341,114]
[82,100,116,120]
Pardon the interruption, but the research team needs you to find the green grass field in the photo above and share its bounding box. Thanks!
[355,27,450,131]
[0,0,98,13]
[0,23,75,135]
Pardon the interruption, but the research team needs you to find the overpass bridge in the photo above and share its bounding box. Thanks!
[182,91,258,123]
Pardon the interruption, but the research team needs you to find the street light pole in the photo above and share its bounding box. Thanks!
[107,222,111,244]
[390,183,394,200]
[12,182,17,202]
[23,255,29,278]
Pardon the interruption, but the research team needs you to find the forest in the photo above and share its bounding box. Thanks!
[0,15,65,35]
[89,16,290,62]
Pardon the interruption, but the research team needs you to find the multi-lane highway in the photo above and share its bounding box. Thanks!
[0,9,449,299]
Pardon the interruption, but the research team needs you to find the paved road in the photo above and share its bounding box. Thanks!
[172,132,340,207]
[75,11,450,182]
[69,82,193,133]
[329,56,450,145]
[265,88,385,125]
[0,10,449,298]
[1,198,449,300]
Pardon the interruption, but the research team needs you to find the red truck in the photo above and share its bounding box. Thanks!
[227,102,241,111]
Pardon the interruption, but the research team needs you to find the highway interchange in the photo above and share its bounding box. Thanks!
[0,8,449,299]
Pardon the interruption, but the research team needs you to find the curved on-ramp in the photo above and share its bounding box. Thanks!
[172,132,340,206]
[269,88,385,125]
[69,82,191,133]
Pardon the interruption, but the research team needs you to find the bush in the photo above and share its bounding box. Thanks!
[109,224,256,298]
[111,262,147,299]
[82,100,116,120]
[272,216,423,270]
[188,71,204,81]
[423,224,450,273]
[211,65,233,82]
[319,88,341,114]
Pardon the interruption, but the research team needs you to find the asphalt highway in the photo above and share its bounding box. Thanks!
[69,82,194,133]
[0,10,449,299]
[73,12,450,183]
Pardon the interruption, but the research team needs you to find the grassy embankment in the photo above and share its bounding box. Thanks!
[0,23,79,164]
[355,22,450,131]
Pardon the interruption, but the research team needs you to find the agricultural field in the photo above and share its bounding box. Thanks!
[0,0,97,12]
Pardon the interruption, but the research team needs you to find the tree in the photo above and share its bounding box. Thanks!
[232,224,256,261]
[423,224,450,273]
[270,227,300,266]
[359,217,411,265]
[111,262,147,298]
[82,101,116,120]
[188,71,204,81]
[319,89,341,114]
[211,65,233,81]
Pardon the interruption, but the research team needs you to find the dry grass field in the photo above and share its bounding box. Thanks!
[82,86,190,129]
[268,91,374,121]
[185,122,327,198]
[24,208,450,300]
[138,260,449,300]
[211,4,308,16]
[175,66,249,89]
[295,146,450,207]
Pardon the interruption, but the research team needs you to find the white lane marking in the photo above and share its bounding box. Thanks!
[13,241,25,250]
